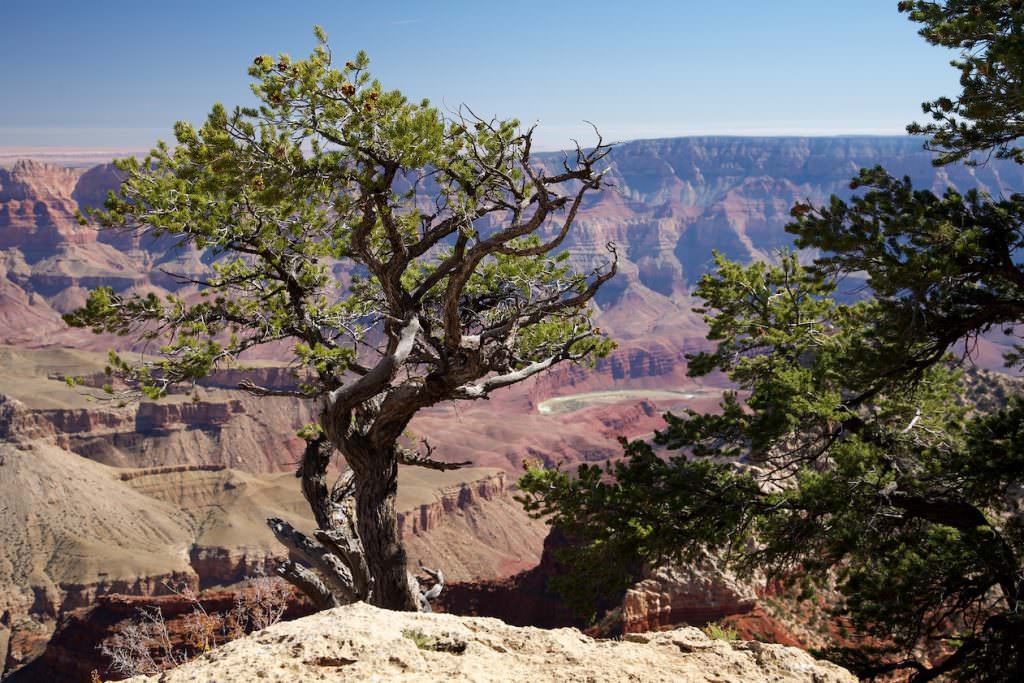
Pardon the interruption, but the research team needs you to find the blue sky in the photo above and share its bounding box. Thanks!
[0,0,959,150]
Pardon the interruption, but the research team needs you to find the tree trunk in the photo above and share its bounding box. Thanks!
[269,433,421,612]
[353,446,420,611]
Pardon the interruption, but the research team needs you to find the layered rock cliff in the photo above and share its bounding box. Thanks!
[5,137,1022,353]
[2,138,1008,680]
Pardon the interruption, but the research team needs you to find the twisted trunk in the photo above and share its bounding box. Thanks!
[352,445,419,611]
[269,433,420,611]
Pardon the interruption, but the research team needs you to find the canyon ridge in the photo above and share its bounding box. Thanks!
[2,136,1018,680]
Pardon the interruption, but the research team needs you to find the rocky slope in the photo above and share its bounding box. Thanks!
[0,438,545,676]
[119,602,855,683]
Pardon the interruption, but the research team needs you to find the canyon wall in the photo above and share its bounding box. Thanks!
[0,388,310,472]
[0,440,544,677]
[3,137,1014,679]
[6,138,1023,353]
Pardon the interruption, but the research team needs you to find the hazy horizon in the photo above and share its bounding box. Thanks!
[1,1,957,151]
[0,132,937,170]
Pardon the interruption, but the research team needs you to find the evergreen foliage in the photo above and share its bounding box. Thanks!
[519,3,1024,679]
[67,28,616,611]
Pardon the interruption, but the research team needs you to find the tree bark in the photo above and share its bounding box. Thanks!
[271,437,417,610]
[352,444,419,611]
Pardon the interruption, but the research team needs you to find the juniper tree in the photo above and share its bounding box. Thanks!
[67,27,616,612]
[520,2,1024,679]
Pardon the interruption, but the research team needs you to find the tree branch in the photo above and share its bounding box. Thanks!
[266,517,359,604]
[398,439,472,471]
[274,560,337,611]
[326,315,421,410]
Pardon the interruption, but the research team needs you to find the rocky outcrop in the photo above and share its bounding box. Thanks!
[396,472,506,536]
[118,602,855,683]
[0,393,134,442]
[0,390,312,471]
[133,399,243,431]
[0,160,85,255]
[620,561,758,634]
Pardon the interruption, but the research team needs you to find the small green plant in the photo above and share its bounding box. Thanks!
[702,622,738,641]
[401,628,467,654]
[403,628,434,650]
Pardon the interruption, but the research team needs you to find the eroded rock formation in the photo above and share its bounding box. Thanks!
[619,561,758,634]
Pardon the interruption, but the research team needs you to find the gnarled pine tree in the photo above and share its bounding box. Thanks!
[67,28,616,612]
[520,2,1024,680]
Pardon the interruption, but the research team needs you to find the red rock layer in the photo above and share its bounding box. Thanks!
[396,472,506,536]
[16,589,315,682]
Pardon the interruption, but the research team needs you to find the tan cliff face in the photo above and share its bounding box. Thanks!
[397,473,507,537]
[0,387,310,472]
[0,160,84,253]
[398,471,549,581]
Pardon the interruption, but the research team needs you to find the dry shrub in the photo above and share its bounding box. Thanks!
[99,605,184,676]
[99,574,291,677]
[226,572,290,637]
